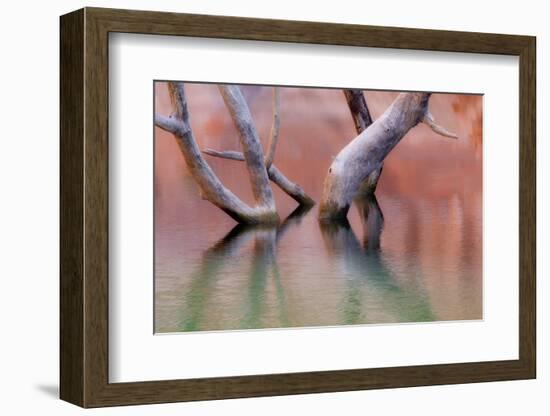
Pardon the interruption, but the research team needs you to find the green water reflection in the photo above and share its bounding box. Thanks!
[167,197,438,333]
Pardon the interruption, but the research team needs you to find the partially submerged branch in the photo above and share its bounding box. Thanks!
[155,82,278,224]
[218,85,276,211]
[268,165,315,206]
[204,148,314,206]
[203,86,314,207]
[320,92,457,222]
[355,193,384,251]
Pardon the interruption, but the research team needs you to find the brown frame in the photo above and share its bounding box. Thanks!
[60,7,536,408]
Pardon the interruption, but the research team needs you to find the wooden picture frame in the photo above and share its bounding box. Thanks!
[60,7,536,408]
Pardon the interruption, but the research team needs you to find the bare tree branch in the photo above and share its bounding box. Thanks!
[203,148,245,161]
[422,111,459,139]
[218,85,276,211]
[320,92,457,221]
[343,89,373,132]
[268,165,315,206]
[168,82,188,120]
[203,87,314,207]
[343,89,382,195]
[203,148,314,206]
[154,114,180,135]
[264,87,281,169]
[155,82,278,224]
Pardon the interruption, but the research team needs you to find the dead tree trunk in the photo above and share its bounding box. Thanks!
[218,85,276,211]
[203,149,315,206]
[343,89,373,132]
[343,89,382,195]
[203,87,315,207]
[319,92,457,222]
[155,82,279,224]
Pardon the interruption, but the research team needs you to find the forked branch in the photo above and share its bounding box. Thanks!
[155,82,279,224]
[320,92,457,222]
[203,86,314,207]
[203,148,314,206]
[218,85,276,211]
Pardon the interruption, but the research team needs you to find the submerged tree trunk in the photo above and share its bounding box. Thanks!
[218,85,277,212]
[319,92,457,222]
[203,149,315,206]
[355,193,384,251]
[155,82,279,225]
[203,87,315,207]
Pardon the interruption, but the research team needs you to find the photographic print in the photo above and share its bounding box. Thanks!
[154,82,482,334]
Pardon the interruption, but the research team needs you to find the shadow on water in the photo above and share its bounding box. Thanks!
[176,197,434,332]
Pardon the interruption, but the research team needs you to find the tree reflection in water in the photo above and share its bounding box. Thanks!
[177,198,434,331]
[320,193,434,325]
[178,205,311,331]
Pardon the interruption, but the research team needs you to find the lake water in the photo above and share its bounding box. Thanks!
[154,84,483,333]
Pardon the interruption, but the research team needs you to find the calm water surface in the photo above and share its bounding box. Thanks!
[154,84,483,333]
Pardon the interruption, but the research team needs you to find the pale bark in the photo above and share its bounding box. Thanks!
[218,85,276,211]
[264,88,280,169]
[155,82,279,224]
[203,86,314,207]
[319,92,457,222]
[203,148,315,206]
[343,89,382,195]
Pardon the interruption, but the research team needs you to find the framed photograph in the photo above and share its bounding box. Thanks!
[60,7,536,408]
